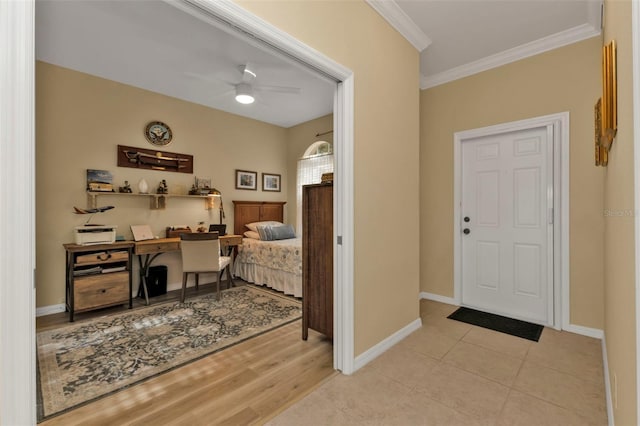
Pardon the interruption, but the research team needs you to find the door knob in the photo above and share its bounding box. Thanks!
[464,216,470,222]
[463,228,470,235]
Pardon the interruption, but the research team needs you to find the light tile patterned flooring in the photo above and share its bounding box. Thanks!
[268,299,608,426]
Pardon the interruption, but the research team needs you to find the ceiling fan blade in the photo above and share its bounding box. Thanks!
[212,87,235,98]
[183,71,215,82]
[252,91,270,107]
[256,84,301,95]
[183,71,235,87]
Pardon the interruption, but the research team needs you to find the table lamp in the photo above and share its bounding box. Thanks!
[208,188,225,224]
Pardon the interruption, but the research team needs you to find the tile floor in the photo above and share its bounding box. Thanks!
[268,299,608,426]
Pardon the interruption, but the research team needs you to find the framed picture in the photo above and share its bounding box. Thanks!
[86,169,114,192]
[600,40,617,151]
[235,169,257,190]
[262,173,281,192]
[196,177,211,189]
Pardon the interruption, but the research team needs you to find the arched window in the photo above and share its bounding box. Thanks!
[296,141,334,235]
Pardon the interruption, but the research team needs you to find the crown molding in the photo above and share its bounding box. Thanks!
[587,0,603,31]
[366,0,431,52]
[421,23,601,89]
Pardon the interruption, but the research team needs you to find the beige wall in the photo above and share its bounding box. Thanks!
[420,37,605,329]
[285,114,333,231]
[36,61,292,308]
[237,0,421,355]
[603,0,637,423]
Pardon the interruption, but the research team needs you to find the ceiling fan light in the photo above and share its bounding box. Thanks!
[235,83,254,104]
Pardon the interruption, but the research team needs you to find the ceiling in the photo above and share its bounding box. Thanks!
[36,0,603,127]
[35,0,336,128]
[371,0,602,88]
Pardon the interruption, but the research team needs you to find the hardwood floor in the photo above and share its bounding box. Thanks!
[38,283,335,425]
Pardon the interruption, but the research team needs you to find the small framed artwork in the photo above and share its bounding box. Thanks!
[235,169,257,190]
[262,173,281,192]
[196,177,211,190]
[86,169,114,192]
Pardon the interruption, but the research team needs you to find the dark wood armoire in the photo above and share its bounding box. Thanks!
[302,182,333,340]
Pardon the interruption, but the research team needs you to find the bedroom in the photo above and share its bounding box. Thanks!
[32,2,339,418]
[34,0,336,314]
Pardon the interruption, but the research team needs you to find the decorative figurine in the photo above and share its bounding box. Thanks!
[188,184,199,195]
[157,179,168,194]
[138,178,149,194]
[118,180,132,193]
[196,221,207,233]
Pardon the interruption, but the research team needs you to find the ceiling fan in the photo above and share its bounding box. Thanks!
[234,63,303,104]
[186,63,301,105]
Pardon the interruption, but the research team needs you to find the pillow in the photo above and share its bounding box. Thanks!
[270,224,296,240]
[256,224,296,241]
[243,230,260,239]
[245,221,282,232]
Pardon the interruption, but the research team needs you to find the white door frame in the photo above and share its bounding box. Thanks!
[168,0,355,374]
[453,112,569,330]
[2,0,355,422]
[632,0,640,422]
[1,1,37,424]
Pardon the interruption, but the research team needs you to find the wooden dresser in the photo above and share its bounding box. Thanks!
[63,241,134,321]
[302,183,333,340]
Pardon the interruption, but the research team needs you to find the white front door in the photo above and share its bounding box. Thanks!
[461,126,553,325]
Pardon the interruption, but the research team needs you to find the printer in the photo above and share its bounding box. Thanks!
[74,225,117,245]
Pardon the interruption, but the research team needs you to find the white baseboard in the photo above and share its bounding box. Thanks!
[353,318,422,372]
[563,323,604,339]
[419,291,458,306]
[35,303,66,317]
[602,334,614,426]
[419,293,604,341]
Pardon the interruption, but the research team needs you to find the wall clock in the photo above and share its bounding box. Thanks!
[144,121,173,146]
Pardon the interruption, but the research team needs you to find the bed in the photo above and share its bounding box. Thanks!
[232,201,303,297]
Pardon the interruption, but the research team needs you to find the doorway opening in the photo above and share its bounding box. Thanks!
[3,0,355,422]
[152,0,355,375]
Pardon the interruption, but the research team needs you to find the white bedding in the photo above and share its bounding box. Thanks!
[233,237,302,297]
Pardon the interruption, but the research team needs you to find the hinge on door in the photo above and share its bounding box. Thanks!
[548,208,554,225]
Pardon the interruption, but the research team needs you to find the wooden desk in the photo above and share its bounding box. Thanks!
[134,235,243,305]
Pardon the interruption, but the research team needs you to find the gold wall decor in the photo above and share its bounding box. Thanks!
[600,40,617,152]
[595,98,608,166]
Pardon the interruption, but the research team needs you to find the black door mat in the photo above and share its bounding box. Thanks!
[447,307,543,342]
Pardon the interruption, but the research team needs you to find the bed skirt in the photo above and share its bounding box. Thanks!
[234,261,302,298]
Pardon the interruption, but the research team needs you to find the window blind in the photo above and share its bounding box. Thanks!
[296,153,334,235]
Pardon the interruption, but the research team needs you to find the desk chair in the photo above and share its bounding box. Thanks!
[180,232,233,303]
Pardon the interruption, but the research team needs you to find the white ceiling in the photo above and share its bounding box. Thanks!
[370,0,602,88]
[35,0,336,128]
[36,0,602,127]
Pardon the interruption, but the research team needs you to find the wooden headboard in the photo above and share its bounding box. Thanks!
[232,201,287,236]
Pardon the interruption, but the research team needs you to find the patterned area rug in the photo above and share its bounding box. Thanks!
[36,285,301,421]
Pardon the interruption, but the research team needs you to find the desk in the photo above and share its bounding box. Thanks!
[134,235,243,305]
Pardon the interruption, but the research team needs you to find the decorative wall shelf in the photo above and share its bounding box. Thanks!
[87,192,216,210]
[117,145,194,174]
